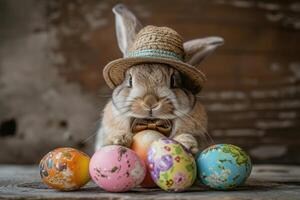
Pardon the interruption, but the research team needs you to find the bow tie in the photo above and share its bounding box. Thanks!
[131,118,172,136]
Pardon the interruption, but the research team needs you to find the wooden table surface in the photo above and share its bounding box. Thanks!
[0,165,300,200]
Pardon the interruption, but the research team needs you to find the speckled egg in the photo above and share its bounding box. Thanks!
[89,145,146,192]
[39,147,90,191]
[196,144,252,190]
[147,138,197,191]
[131,130,165,187]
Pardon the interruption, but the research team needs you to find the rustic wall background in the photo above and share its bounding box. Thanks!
[0,0,299,164]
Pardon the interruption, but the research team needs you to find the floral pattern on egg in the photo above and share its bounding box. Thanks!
[89,145,146,192]
[147,138,197,191]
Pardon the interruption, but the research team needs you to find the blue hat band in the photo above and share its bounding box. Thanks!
[126,49,183,61]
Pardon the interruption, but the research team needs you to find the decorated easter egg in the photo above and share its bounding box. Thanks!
[89,145,146,192]
[39,147,90,191]
[131,130,165,187]
[147,138,197,191]
[196,144,252,190]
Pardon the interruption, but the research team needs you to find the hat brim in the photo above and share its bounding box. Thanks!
[103,57,206,93]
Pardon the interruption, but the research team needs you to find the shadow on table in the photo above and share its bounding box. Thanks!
[17,179,281,194]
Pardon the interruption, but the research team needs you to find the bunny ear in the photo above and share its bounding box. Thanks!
[113,4,143,56]
[184,37,224,67]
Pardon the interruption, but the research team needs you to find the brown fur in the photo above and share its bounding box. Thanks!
[95,63,208,154]
[95,4,223,154]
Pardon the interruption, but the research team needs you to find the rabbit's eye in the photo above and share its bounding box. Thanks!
[128,75,132,88]
[170,73,180,88]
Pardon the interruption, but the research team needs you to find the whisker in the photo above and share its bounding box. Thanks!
[80,108,131,146]
[112,100,134,109]
[174,114,211,146]
[81,97,134,147]
[113,106,130,112]
[113,100,135,105]
[175,110,215,145]
[97,92,112,97]
[112,97,135,104]
[80,130,99,144]
[118,107,131,116]
[78,119,101,144]
[164,96,194,108]
[98,95,112,98]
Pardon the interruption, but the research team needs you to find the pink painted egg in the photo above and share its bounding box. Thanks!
[89,145,146,192]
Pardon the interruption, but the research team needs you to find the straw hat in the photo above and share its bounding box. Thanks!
[103,25,206,92]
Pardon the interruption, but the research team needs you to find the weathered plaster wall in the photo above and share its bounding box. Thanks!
[0,0,101,163]
[0,0,299,164]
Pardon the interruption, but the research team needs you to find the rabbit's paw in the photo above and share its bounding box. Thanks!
[109,133,133,148]
[173,134,199,155]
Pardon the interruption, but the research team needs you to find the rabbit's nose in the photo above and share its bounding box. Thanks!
[143,94,158,108]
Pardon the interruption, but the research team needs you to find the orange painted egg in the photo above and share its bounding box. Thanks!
[39,147,90,191]
[131,130,165,187]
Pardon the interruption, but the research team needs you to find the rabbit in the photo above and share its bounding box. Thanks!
[95,4,223,154]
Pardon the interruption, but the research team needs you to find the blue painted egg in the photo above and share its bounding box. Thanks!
[196,144,252,190]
